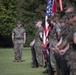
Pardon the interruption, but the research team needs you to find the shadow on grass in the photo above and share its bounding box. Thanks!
[13,60,25,62]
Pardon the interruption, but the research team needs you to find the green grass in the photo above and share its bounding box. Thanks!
[0,47,45,75]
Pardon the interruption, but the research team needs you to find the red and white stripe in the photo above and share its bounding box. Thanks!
[43,16,49,45]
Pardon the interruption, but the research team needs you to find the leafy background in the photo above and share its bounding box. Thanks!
[0,0,76,47]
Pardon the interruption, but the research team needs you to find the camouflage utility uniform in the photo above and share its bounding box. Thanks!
[49,22,61,74]
[34,26,43,66]
[67,25,76,75]
[12,27,26,61]
[59,23,70,75]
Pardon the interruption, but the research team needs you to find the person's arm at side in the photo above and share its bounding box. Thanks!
[12,33,15,44]
[23,33,26,45]
[30,39,35,46]
[73,32,76,44]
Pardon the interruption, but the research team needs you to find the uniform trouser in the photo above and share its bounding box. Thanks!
[55,53,69,75]
[14,42,24,60]
[31,46,38,67]
[67,50,76,75]
[50,50,57,72]
[49,40,58,72]
[34,45,43,66]
[70,61,76,75]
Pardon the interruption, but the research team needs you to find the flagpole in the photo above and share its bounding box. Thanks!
[43,16,48,45]
[59,0,63,11]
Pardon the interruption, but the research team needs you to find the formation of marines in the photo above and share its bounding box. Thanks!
[12,5,76,75]
[30,5,76,75]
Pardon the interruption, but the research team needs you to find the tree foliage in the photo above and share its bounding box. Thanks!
[0,0,76,47]
[0,0,18,47]
[0,0,18,36]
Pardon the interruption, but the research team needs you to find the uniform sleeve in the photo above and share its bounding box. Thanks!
[39,27,43,39]
[73,32,76,36]
[39,27,43,34]
[12,29,15,36]
[39,32,43,38]
[56,28,61,32]
[23,28,26,35]
[56,22,61,32]
[73,26,76,36]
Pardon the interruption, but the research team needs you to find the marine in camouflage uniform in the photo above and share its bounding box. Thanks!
[12,21,26,62]
[48,27,58,74]
[61,6,76,75]
[51,19,70,75]
[66,18,76,75]
[58,20,70,75]
[34,20,43,67]
[48,14,61,75]
[62,5,75,22]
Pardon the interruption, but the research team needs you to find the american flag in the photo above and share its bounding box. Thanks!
[43,0,63,45]
[43,0,63,61]
[46,0,53,16]
[43,0,57,45]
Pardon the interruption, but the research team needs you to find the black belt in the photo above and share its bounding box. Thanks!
[15,38,23,40]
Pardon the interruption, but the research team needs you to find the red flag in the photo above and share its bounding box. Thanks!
[52,0,57,14]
